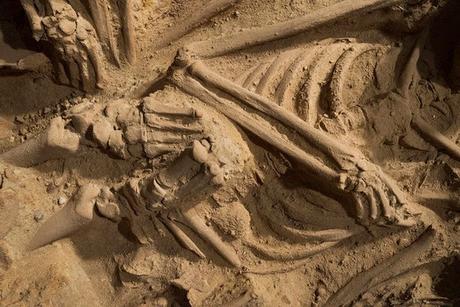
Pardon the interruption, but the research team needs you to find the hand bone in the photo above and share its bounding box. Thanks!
[141,139,225,210]
[22,0,106,91]
[139,95,205,159]
[338,164,414,226]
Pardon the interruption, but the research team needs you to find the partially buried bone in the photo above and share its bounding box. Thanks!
[172,60,414,227]
[28,184,101,250]
[66,96,205,160]
[20,0,106,91]
[158,214,206,259]
[156,0,240,49]
[187,0,403,57]
[324,226,436,307]
[0,53,51,73]
[120,0,136,64]
[178,207,241,267]
[87,0,121,65]
[0,117,80,167]
[139,138,226,209]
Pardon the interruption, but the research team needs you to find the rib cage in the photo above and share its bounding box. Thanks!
[236,40,393,126]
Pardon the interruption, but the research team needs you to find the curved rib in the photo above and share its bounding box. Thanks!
[328,44,381,116]
[256,49,302,98]
[242,62,271,90]
[274,47,319,110]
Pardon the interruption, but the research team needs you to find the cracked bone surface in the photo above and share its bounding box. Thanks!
[2,0,460,305]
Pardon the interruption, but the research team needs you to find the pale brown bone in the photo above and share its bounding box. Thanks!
[324,227,435,307]
[87,0,121,66]
[120,0,136,64]
[395,28,460,161]
[185,60,363,169]
[159,214,206,259]
[179,208,241,267]
[188,0,403,57]
[20,0,44,40]
[171,60,414,226]
[156,0,241,49]
[172,71,339,182]
[20,0,107,90]
[0,117,80,167]
[412,115,460,160]
[28,184,101,250]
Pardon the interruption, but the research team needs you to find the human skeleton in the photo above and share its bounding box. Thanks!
[1,0,457,275]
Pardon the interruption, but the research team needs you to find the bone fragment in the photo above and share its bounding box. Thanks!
[88,0,121,65]
[188,0,403,57]
[396,28,430,98]
[180,208,241,268]
[159,215,206,259]
[0,117,80,167]
[412,115,460,161]
[28,184,101,250]
[121,0,136,64]
[245,238,339,261]
[20,0,44,40]
[324,227,435,307]
[156,0,240,49]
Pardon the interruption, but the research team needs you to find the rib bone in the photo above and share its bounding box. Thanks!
[324,227,435,307]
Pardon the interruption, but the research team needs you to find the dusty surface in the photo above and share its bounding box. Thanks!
[1,0,460,306]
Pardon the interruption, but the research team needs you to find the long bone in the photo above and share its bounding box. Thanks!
[158,214,206,259]
[187,0,403,58]
[394,27,460,161]
[184,59,369,171]
[171,70,340,183]
[182,59,410,208]
[171,61,414,226]
[0,117,80,167]
[87,0,121,65]
[156,0,240,49]
[28,184,101,250]
[20,0,44,40]
[324,226,435,307]
[178,208,242,268]
[120,0,136,64]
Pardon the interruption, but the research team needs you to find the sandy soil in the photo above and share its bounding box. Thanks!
[0,0,460,306]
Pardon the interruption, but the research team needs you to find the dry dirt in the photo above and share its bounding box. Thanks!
[1,0,460,306]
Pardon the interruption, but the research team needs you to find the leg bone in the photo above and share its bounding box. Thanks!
[120,0,136,64]
[0,117,80,167]
[188,0,403,57]
[156,0,240,49]
[28,184,101,250]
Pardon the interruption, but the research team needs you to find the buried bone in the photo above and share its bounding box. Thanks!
[28,184,101,250]
[187,0,403,57]
[172,60,415,227]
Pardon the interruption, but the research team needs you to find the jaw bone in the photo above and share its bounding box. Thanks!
[28,184,101,251]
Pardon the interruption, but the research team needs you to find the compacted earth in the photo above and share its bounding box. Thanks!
[0,0,459,306]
